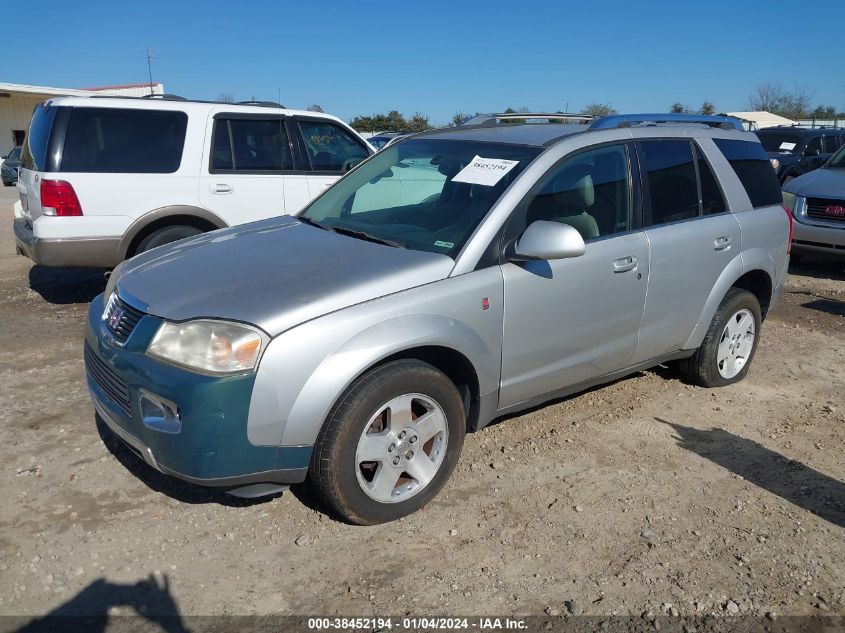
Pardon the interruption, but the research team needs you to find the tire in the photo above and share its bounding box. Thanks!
[782,175,795,185]
[678,288,762,388]
[135,225,204,255]
[309,359,466,525]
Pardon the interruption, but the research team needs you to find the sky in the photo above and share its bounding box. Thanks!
[6,0,844,125]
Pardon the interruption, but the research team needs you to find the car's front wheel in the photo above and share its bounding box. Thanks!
[309,360,465,525]
[678,288,762,388]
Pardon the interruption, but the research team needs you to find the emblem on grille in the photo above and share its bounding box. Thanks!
[824,205,845,216]
[108,305,125,330]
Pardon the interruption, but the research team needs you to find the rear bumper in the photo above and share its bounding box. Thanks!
[14,217,121,267]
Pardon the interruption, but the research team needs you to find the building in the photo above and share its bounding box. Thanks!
[0,81,164,158]
[720,111,796,131]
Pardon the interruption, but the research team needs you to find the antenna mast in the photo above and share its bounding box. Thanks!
[144,48,158,95]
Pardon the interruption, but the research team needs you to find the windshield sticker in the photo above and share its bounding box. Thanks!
[434,240,454,249]
[452,155,520,186]
[779,142,797,151]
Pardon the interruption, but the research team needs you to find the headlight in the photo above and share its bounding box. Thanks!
[770,158,781,171]
[148,320,264,374]
[104,260,127,299]
[782,191,797,215]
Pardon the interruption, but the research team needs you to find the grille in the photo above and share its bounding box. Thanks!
[84,342,132,418]
[806,197,845,223]
[103,293,145,344]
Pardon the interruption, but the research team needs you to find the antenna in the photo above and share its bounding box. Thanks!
[143,48,159,95]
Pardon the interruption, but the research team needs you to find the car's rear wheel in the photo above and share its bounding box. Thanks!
[678,288,762,388]
[309,359,465,525]
[135,225,204,255]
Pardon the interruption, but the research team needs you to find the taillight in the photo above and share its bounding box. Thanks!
[40,180,83,217]
[782,204,793,255]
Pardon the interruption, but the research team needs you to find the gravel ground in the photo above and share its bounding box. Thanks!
[0,187,843,626]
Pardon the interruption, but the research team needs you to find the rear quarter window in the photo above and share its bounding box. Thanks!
[61,107,188,173]
[20,105,57,171]
[713,139,782,208]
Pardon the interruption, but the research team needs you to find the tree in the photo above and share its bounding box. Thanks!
[306,104,324,113]
[451,112,471,127]
[216,93,235,103]
[581,102,618,117]
[407,113,430,132]
[670,102,690,114]
[812,105,836,119]
[747,83,815,119]
[699,101,716,115]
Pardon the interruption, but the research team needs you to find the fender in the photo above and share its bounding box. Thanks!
[682,248,774,350]
[247,313,501,447]
[118,205,229,259]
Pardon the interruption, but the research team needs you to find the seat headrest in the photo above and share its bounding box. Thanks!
[551,164,594,208]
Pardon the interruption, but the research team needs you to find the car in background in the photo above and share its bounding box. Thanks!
[783,144,845,260]
[755,126,845,184]
[14,96,374,267]
[367,131,413,150]
[1,146,21,186]
[85,113,789,524]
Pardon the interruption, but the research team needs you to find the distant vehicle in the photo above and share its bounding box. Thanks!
[1,146,22,186]
[14,96,374,267]
[367,131,413,150]
[85,113,789,524]
[754,126,845,184]
[783,144,845,260]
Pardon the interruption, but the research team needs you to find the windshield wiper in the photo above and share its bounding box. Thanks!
[330,226,406,249]
[297,216,330,231]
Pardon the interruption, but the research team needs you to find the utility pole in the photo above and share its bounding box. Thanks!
[144,48,158,95]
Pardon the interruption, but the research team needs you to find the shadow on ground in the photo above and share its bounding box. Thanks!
[29,266,107,305]
[658,418,845,529]
[789,255,845,283]
[95,415,279,508]
[14,574,189,633]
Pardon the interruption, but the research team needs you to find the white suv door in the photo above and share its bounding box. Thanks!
[198,113,299,224]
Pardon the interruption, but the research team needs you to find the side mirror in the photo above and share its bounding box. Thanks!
[510,220,586,261]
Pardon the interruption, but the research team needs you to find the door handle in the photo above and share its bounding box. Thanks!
[714,236,732,251]
[210,183,233,194]
[613,255,638,273]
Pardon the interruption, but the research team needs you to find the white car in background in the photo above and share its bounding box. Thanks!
[14,96,374,267]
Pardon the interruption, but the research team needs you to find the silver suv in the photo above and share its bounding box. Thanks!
[85,114,790,524]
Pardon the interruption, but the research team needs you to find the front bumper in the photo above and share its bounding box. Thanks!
[792,218,845,257]
[14,217,121,267]
[85,293,310,488]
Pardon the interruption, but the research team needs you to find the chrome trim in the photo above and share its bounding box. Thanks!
[89,384,161,471]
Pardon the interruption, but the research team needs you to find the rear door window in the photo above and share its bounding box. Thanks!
[61,107,187,173]
[210,117,293,172]
[823,135,841,154]
[297,120,369,172]
[713,139,783,208]
[638,140,700,225]
[694,144,727,215]
[20,105,58,171]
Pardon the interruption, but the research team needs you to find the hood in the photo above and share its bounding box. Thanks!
[783,168,845,198]
[116,215,455,336]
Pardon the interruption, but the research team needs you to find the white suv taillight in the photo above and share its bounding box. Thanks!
[40,180,83,217]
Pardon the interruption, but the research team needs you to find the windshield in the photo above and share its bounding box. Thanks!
[8,147,21,160]
[828,145,845,168]
[299,138,541,258]
[756,131,804,153]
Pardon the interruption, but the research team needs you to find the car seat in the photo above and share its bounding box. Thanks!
[527,164,600,240]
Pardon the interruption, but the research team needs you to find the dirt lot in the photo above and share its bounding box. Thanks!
[0,186,843,626]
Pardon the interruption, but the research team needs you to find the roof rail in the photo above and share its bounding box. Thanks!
[589,113,744,131]
[140,93,187,101]
[236,100,286,109]
[462,112,594,127]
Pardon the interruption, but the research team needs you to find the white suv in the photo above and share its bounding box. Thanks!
[13,96,373,267]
